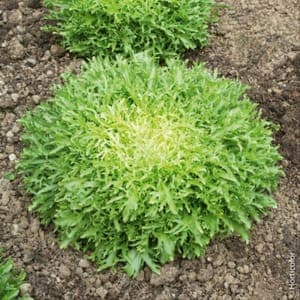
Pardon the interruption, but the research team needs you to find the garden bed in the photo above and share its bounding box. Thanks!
[0,0,299,299]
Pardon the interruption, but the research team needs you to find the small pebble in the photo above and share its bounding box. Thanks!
[32,95,40,104]
[255,243,264,253]
[59,265,71,278]
[20,283,32,296]
[50,44,66,57]
[9,153,17,161]
[96,287,108,299]
[79,258,90,269]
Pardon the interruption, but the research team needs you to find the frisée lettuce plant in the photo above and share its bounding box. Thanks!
[43,0,218,58]
[0,249,31,300]
[18,54,282,276]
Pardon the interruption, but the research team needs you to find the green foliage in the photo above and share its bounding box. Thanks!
[18,54,282,276]
[3,172,16,181]
[0,250,31,300]
[43,0,218,58]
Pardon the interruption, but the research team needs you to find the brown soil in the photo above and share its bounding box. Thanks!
[0,0,299,299]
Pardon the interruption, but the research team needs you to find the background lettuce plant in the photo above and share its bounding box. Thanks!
[43,0,218,58]
[19,54,282,276]
[0,249,31,300]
